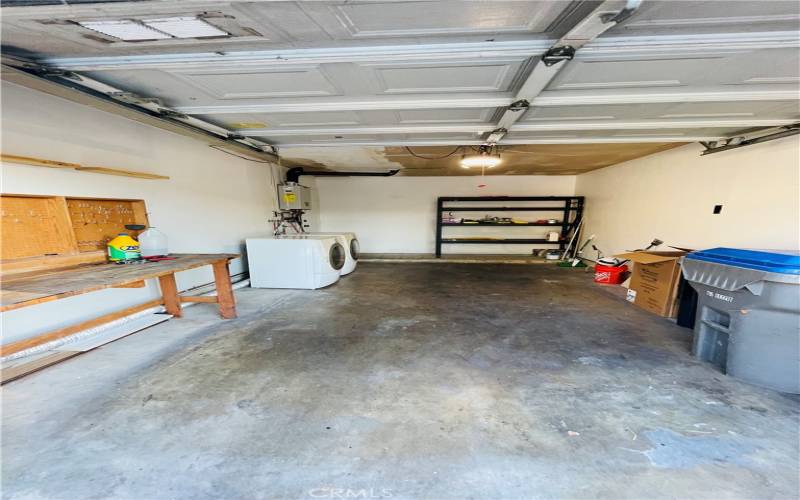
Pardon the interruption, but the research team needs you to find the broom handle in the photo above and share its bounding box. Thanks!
[560,217,583,260]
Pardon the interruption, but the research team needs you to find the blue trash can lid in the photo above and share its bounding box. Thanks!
[685,247,800,275]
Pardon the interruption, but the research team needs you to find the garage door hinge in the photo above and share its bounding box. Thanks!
[509,99,530,112]
[542,46,576,66]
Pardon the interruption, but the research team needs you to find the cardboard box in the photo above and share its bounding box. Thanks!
[615,250,690,318]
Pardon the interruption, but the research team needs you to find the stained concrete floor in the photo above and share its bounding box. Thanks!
[2,263,799,500]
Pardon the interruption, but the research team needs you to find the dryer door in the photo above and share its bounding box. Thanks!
[329,242,346,271]
[349,238,360,261]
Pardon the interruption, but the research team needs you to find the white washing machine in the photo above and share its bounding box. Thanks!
[246,236,345,289]
[304,232,359,275]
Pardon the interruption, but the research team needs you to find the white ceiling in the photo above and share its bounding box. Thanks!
[2,0,799,156]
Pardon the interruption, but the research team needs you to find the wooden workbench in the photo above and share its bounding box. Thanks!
[1,254,239,356]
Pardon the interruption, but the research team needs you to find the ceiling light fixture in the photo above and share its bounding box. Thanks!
[460,145,501,169]
[78,16,228,42]
[144,17,228,39]
[78,20,171,41]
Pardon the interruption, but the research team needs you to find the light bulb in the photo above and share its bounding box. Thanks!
[460,154,502,169]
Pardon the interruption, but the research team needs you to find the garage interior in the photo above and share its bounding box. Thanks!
[1,1,799,499]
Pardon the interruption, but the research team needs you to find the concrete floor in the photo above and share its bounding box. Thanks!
[360,254,554,264]
[2,263,798,500]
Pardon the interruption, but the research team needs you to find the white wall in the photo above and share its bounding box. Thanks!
[1,82,278,345]
[575,138,800,256]
[317,175,577,254]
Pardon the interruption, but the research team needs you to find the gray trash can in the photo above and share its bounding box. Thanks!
[682,248,800,393]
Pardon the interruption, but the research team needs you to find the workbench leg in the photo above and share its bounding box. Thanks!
[212,260,237,319]
[158,273,183,318]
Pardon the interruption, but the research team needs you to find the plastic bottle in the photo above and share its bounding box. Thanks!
[108,233,141,262]
[138,227,169,257]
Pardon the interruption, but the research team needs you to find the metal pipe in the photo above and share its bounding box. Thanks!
[286,167,399,183]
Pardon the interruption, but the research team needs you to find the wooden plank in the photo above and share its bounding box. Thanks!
[2,153,169,180]
[131,200,148,227]
[74,166,169,180]
[0,154,79,169]
[1,194,150,274]
[53,197,80,255]
[212,259,237,319]
[66,197,148,252]
[0,251,106,277]
[1,351,81,384]
[0,298,164,356]
[180,295,218,303]
[113,280,146,289]
[0,195,77,259]
[0,254,238,312]
[158,273,182,318]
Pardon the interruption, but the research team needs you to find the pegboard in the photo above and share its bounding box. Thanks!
[66,198,148,252]
[1,195,149,264]
[0,196,76,260]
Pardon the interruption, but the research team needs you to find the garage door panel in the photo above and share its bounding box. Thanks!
[171,67,341,100]
[87,67,345,106]
[84,69,222,107]
[505,129,719,141]
[548,57,730,91]
[198,111,363,129]
[298,1,567,39]
[525,101,800,122]
[266,132,483,146]
[617,0,800,35]
[524,104,670,122]
[396,109,493,124]
[362,60,524,94]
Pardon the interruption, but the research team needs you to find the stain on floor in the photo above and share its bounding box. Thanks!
[2,263,798,499]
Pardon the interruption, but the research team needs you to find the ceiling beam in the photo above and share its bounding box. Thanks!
[487,0,643,145]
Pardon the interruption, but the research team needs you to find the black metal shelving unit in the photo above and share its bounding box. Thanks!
[435,196,584,258]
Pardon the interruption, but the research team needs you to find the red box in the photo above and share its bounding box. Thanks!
[594,264,629,285]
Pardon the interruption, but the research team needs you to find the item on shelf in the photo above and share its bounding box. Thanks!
[441,211,461,224]
[139,226,169,258]
[107,233,141,262]
[545,251,561,260]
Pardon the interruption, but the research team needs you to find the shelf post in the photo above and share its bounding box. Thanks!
[435,197,444,258]
[559,199,571,252]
